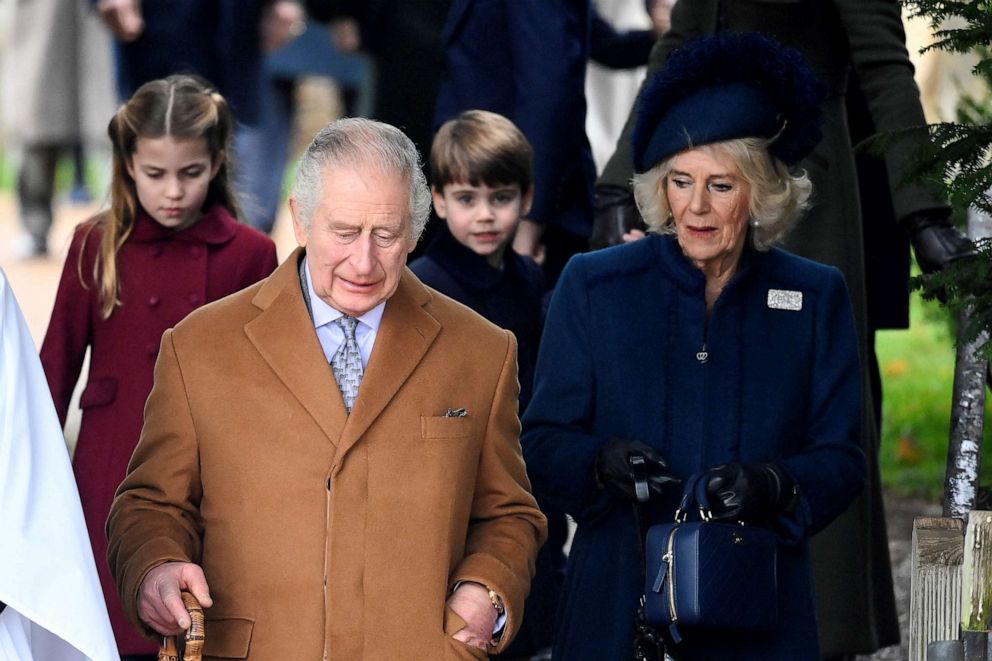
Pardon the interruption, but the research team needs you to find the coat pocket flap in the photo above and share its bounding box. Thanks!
[79,377,118,408]
[202,617,255,658]
[421,415,471,439]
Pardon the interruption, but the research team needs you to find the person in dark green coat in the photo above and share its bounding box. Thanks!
[592,1,973,657]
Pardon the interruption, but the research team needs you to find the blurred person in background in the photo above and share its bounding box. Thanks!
[3,0,115,259]
[96,0,310,237]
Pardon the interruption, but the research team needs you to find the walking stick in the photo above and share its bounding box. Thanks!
[158,592,205,661]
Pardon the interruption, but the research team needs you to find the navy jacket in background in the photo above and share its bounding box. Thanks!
[434,0,596,241]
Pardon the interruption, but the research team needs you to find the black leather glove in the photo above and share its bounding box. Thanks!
[589,185,647,250]
[904,211,976,274]
[704,462,799,522]
[596,438,680,503]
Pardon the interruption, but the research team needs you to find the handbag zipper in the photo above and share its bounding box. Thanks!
[664,526,683,644]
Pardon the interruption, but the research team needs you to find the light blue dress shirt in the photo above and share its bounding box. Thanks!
[302,257,385,367]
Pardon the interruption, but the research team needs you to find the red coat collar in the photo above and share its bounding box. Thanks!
[128,204,240,245]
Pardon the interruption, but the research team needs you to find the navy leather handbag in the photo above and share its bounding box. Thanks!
[642,474,778,643]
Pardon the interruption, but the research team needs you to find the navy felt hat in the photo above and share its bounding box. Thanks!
[631,32,826,172]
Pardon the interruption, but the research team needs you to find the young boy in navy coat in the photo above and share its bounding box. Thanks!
[411,110,544,409]
[410,110,560,657]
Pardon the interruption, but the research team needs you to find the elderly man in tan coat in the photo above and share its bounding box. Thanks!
[107,117,547,660]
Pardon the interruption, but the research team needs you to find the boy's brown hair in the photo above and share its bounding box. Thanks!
[431,110,533,192]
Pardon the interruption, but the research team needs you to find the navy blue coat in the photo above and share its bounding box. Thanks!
[113,0,267,124]
[521,234,866,660]
[434,0,596,240]
[409,228,545,410]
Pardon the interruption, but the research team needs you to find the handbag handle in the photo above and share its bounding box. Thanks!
[672,473,709,522]
[157,592,204,661]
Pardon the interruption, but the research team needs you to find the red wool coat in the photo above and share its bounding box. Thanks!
[40,205,277,654]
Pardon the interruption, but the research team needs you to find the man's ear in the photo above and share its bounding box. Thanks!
[289,198,308,247]
[521,185,534,218]
[431,186,448,219]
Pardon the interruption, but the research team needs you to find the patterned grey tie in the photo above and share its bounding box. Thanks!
[331,316,364,412]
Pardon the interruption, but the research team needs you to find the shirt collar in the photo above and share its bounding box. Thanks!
[303,256,386,332]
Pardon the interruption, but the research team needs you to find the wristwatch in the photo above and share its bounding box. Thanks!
[487,587,505,615]
[487,587,505,647]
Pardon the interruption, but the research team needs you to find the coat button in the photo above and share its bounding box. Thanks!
[145,342,158,356]
[190,245,203,258]
[151,245,164,258]
[188,293,201,305]
[148,296,160,307]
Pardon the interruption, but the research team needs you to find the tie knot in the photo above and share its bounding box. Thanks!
[335,315,359,339]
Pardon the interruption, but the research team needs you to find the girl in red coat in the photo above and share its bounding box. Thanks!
[40,75,278,659]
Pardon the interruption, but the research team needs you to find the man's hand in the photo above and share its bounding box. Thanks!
[97,0,145,42]
[647,0,676,35]
[446,582,498,650]
[137,561,213,636]
[512,219,546,265]
[260,0,305,53]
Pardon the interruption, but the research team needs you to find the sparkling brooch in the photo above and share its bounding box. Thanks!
[767,289,803,311]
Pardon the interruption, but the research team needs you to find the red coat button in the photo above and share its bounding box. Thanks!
[148,296,160,307]
[145,342,158,355]
[188,293,200,305]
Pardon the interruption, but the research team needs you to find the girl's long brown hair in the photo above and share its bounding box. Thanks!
[81,74,240,318]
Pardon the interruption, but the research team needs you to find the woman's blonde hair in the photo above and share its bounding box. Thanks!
[81,75,238,318]
[631,137,812,250]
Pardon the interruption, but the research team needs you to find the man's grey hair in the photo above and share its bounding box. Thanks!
[291,117,432,240]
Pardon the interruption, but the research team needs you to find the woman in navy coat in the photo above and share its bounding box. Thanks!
[521,34,866,660]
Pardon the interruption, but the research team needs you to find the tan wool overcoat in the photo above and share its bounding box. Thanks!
[107,249,547,660]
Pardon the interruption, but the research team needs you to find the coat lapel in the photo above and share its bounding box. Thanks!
[333,269,440,467]
[245,249,347,448]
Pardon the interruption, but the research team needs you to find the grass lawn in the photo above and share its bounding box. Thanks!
[877,289,992,500]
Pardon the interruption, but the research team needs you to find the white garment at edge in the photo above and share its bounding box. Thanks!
[0,268,118,660]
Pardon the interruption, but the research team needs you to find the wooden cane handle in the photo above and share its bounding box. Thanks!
[157,592,205,661]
